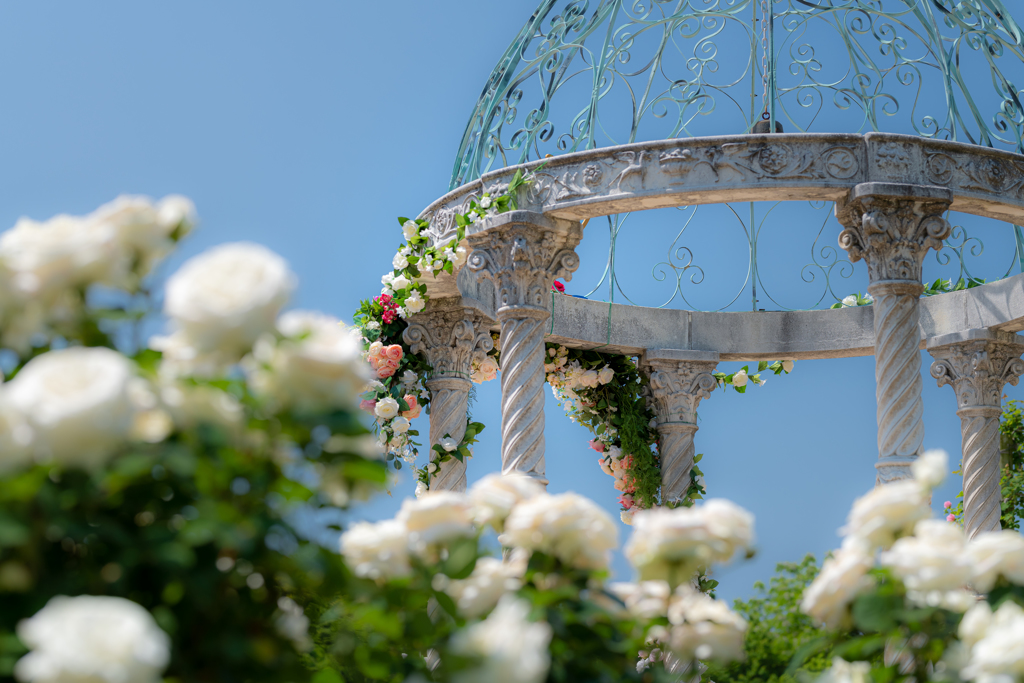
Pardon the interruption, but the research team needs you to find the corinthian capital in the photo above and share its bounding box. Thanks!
[928,330,1024,410]
[402,297,494,379]
[642,350,719,425]
[836,182,952,284]
[463,211,582,315]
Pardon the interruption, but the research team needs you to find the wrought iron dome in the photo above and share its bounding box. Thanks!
[451,0,1024,189]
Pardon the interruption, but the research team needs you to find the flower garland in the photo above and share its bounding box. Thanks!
[353,170,534,468]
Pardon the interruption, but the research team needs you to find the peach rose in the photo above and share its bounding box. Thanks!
[385,345,404,361]
[369,356,381,370]
[402,394,421,419]
[376,366,394,379]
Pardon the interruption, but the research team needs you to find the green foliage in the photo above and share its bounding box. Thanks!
[999,399,1024,530]
[707,556,831,683]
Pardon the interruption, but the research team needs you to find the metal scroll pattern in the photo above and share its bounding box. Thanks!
[451,0,1024,188]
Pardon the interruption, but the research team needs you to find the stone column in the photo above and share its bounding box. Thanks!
[836,183,952,484]
[642,350,719,504]
[462,211,582,485]
[403,297,495,492]
[928,330,1024,538]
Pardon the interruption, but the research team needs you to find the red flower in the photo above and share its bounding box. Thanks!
[551,280,565,293]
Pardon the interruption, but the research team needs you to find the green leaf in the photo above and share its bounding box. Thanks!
[312,669,344,683]
[441,537,478,579]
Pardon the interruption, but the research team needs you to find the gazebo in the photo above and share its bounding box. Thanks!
[396,0,1024,541]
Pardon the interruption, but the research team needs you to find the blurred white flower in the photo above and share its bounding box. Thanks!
[160,242,295,364]
[405,290,425,314]
[445,557,524,619]
[91,194,196,281]
[397,492,476,556]
[911,449,948,490]
[246,311,367,413]
[402,220,420,240]
[597,366,614,384]
[667,586,748,662]
[392,274,411,291]
[159,383,244,436]
[625,500,755,586]
[449,596,551,683]
[414,481,428,498]
[453,245,468,268]
[391,416,411,434]
[375,397,400,419]
[959,600,1024,682]
[732,370,748,388]
[841,481,930,550]
[782,360,795,373]
[881,520,971,602]
[0,386,33,473]
[340,519,411,581]
[393,253,408,270]
[969,529,1024,592]
[816,657,871,683]
[842,295,857,307]
[501,492,618,570]
[274,597,311,653]
[607,581,671,620]
[469,473,545,532]
[440,436,459,452]
[801,538,874,630]
[14,595,169,683]
[6,347,138,469]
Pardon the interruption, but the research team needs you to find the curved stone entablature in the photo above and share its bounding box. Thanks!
[420,133,1024,248]
[535,272,1024,361]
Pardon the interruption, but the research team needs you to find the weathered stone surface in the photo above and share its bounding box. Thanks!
[403,297,494,492]
[641,350,718,504]
[461,212,582,485]
[929,329,1024,538]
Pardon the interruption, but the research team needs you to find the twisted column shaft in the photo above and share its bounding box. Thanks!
[928,330,1024,539]
[658,423,700,502]
[425,376,472,492]
[836,183,952,484]
[871,281,926,483]
[498,309,549,484]
[959,407,1003,538]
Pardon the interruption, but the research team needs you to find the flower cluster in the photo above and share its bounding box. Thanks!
[830,292,873,309]
[713,359,794,393]
[0,195,194,353]
[367,340,404,379]
[375,293,401,324]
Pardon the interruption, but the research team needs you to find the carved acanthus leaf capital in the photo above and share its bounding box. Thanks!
[464,213,582,314]
[645,360,719,426]
[402,298,494,380]
[837,184,952,283]
[929,336,1024,410]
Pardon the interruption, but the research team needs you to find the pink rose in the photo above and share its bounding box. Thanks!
[402,394,421,419]
[376,366,394,379]
[385,358,401,371]
[619,494,634,510]
[589,440,605,453]
[946,514,956,522]
[359,399,376,413]
[368,356,381,370]
[385,345,404,361]
[943,501,952,509]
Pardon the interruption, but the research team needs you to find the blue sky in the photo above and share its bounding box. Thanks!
[2,1,1021,603]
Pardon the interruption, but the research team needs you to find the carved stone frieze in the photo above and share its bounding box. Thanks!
[464,212,582,314]
[402,297,494,380]
[836,184,952,283]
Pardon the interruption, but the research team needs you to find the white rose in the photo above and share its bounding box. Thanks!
[445,557,524,618]
[453,245,468,267]
[391,416,411,434]
[910,449,948,490]
[449,596,551,683]
[163,242,295,358]
[801,538,874,630]
[479,195,493,209]
[469,473,545,531]
[247,311,368,413]
[880,519,971,593]
[817,657,872,683]
[91,194,196,280]
[340,519,411,581]
[392,253,409,270]
[402,220,420,240]
[841,480,930,550]
[625,500,755,586]
[427,462,438,473]
[959,600,1024,682]
[579,370,599,388]
[15,595,170,683]
[414,481,428,498]
[782,360,795,373]
[397,491,476,556]
[391,273,411,291]
[6,347,138,469]
[441,436,459,452]
[500,492,618,570]
[381,272,394,286]
[607,581,671,620]
[842,295,858,307]
[597,366,615,384]
[667,586,748,662]
[405,290,425,313]
[731,370,748,388]
[968,529,1024,592]
[374,397,400,420]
